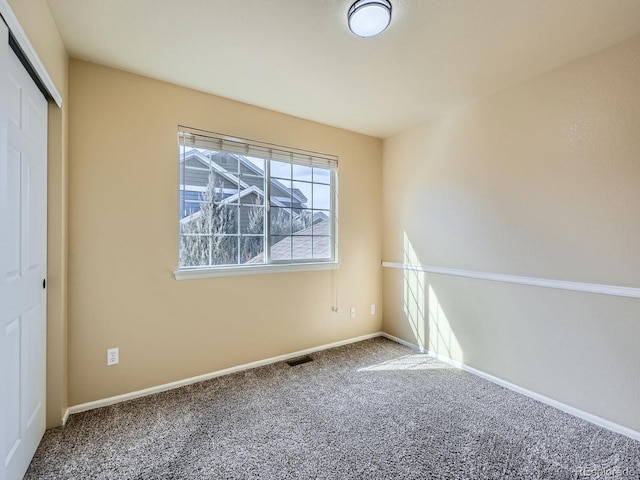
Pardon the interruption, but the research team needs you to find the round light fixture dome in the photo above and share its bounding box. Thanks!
[348,0,392,38]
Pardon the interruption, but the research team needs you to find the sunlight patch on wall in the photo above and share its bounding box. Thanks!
[403,232,427,351]
[428,285,463,362]
[402,232,463,362]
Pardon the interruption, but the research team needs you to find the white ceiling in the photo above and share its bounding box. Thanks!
[47,0,640,138]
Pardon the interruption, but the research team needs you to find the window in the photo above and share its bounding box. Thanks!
[177,126,338,277]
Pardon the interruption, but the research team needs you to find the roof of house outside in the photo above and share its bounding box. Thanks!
[245,219,331,264]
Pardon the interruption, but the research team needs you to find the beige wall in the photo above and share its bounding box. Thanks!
[8,0,69,428]
[382,34,640,431]
[10,0,638,433]
[67,60,382,406]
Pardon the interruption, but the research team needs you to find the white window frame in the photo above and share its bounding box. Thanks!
[174,126,339,280]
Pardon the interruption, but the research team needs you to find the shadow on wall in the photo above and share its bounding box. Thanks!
[403,232,463,363]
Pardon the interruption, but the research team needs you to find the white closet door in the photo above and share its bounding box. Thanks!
[0,20,48,480]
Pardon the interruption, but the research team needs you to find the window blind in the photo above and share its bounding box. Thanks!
[178,126,338,170]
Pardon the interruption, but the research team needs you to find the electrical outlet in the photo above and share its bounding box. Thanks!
[350,307,356,318]
[370,304,376,315]
[107,347,119,366]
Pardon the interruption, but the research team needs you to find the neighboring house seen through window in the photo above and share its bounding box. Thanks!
[178,127,338,272]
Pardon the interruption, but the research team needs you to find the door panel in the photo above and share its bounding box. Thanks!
[4,317,21,465]
[26,302,45,429]
[26,162,43,270]
[6,74,20,127]
[5,146,20,279]
[0,22,48,480]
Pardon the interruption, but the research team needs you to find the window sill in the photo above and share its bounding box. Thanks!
[174,261,341,280]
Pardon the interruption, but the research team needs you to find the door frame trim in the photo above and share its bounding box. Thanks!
[0,0,62,107]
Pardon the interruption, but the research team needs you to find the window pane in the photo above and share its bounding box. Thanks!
[210,175,238,203]
[211,152,239,173]
[270,235,292,260]
[292,236,313,260]
[180,195,205,219]
[271,179,291,206]
[313,183,331,210]
[180,203,212,237]
[239,173,265,183]
[240,186,264,206]
[182,188,206,201]
[313,167,331,184]
[180,209,208,235]
[270,160,291,179]
[292,209,313,234]
[304,209,315,225]
[312,214,331,235]
[241,205,264,234]
[242,156,264,174]
[291,209,302,234]
[293,164,312,181]
[183,170,207,189]
[179,235,210,267]
[292,181,311,208]
[270,207,291,235]
[239,175,265,205]
[313,236,331,259]
[211,236,238,265]
[294,209,313,234]
[241,236,264,264]
[212,205,238,234]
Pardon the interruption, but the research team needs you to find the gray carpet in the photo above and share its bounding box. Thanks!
[26,337,640,479]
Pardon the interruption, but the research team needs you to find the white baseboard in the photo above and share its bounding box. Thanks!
[67,332,383,417]
[381,332,640,442]
[64,330,640,443]
[61,408,70,427]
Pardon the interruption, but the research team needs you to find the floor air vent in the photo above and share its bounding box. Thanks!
[286,355,313,367]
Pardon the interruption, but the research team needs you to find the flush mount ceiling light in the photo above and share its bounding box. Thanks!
[348,0,392,38]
